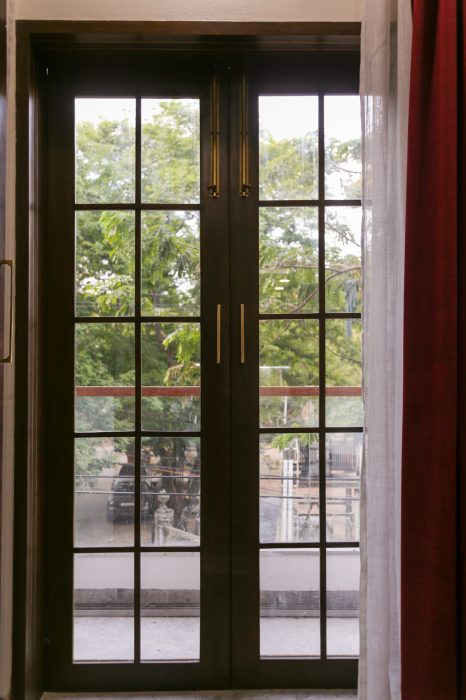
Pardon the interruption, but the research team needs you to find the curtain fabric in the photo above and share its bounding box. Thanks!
[359,2,412,699]
[401,2,465,698]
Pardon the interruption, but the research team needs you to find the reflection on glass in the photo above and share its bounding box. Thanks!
[260,549,320,657]
[259,319,319,428]
[75,323,135,432]
[142,211,200,316]
[325,95,361,199]
[142,99,200,204]
[74,438,135,547]
[141,323,200,431]
[141,437,200,547]
[326,434,361,542]
[325,319,362,427]
[73,553,134,661]
[327,548,360,657]
[76,211,135,317]
[141,553,200,661]
[259,207,318,314]
[325,207,361,313]
[75,98,135,204]
[260,434,319,543]
[259,96,318,201]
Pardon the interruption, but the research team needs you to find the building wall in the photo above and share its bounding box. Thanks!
[0,2,362,698]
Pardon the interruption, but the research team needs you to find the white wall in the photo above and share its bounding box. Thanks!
[0,1,361,697]
[15,0,362,22]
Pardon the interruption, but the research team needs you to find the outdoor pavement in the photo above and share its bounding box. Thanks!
[73,618,358,662]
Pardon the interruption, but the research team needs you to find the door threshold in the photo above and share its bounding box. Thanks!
[42,691,357,699]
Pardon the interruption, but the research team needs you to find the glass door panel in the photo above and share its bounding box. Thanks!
[72,94,203,665]
[256,93,362,663]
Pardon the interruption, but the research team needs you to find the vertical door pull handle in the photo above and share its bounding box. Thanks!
[216,304,221,364]
[239,76,251,198]
[0,259,14,364]
[208,74,220,198]
[240,303,245,364]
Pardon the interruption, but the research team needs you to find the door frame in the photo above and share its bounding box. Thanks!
[13,21,360,699]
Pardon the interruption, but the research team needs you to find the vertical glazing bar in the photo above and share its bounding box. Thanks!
[134,96,142,664]
[318,92,327,660]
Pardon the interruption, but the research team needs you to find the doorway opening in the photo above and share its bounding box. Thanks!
[19,40,361,693]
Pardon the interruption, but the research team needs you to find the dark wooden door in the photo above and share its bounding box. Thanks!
[42,51,360,691]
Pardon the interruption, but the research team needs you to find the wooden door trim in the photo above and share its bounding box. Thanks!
[14,24,360,697]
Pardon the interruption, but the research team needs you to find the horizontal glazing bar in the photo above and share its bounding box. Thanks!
[74,202,201,211]
[74,546,201,554]
[74,316,201,324]
[75,431,136,439]
[258,427,363,434]
[259,541,359,550]
[140,431,201,438]
[140,316,201,324]
[74,430,203,438]
[259,313,361,320]
[258,199,361,207]
[75,316,136,324]
[324,427,363,434]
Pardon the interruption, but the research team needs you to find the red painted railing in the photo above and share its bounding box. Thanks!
[75,386,362,397]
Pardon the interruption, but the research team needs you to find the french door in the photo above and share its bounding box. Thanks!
[43,51,361,691]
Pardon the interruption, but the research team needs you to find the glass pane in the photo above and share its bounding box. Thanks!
[325,207,361,313]
[141,437,200,547]
[260,549,319,657]
[327,548,360,657]
[141,552,200,661]
[141,323,200,431]
[141,211,200,316]
[142,99,200,204]
[259,319,319,428]
[75,323,135,432]
[325,95,361,200]
[259,96,318,201]
[260,434,319,543]
[259,207,318,314]
[75,98,135,204]
[326,433,362,542]
[325,319,362,427]
[76,211,135,317]
[73,553,134,661]
[75,438,135,547]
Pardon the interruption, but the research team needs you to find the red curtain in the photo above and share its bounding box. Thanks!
[402,1,465,698]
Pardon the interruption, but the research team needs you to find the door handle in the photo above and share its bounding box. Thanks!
[0,259,14,364]
[216,304,221,364]
[208,74,220,198]
[240,303,245,364]
[239,76,251,198]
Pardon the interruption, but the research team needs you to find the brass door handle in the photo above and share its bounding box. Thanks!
[239,76,251,198]
[216,304,221,364]
[208,74,220,198]
[0,259,14,364]
[240,303,245,364]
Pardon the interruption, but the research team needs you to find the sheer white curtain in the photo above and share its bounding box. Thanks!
[359,1,412,699]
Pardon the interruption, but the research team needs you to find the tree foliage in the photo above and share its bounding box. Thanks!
[74,99,362,477]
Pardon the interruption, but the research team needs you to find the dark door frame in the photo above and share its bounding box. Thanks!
[13,20,360,700]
